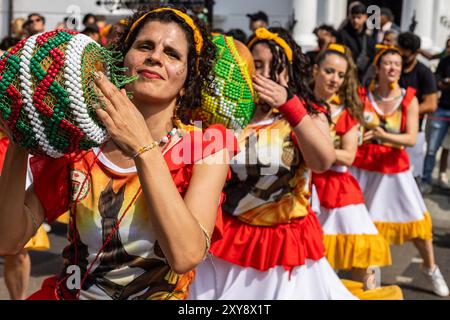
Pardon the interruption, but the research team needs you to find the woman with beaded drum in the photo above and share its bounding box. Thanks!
[0,6,238,300]
[190,27,357,299]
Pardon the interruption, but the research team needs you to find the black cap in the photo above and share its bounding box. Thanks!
[246,11,269,23]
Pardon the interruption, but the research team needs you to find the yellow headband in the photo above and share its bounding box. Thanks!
[373,44,401,65]
[327,43,347,54]
[124,8,203,55]
[247,28,293,63]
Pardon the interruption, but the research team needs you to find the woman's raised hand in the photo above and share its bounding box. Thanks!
[252,74,289,109]
[93,71,153,157]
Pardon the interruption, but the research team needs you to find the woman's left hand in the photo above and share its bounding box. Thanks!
[252,74,288,109]
[363,126,386,142]
[93,71,153,156]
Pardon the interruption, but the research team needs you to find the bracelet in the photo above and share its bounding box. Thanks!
[277,95,308,127]
[131,141,159,159]
[198,222,211,260]
[24,203,39,236]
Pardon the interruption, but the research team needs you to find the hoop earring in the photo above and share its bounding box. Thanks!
[172,104,181,127]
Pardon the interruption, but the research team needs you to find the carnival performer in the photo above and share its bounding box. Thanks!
[0,126,49,300]
[189,27,358,300]
[310,44,392,286]
[350,46,449,297]
[0,6,237,300]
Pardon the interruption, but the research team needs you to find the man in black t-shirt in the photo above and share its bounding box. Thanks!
[399,33,438,121]
[398,32,438,192]
[422,55,450,191]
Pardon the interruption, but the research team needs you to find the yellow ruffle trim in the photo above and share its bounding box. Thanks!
[24,225,50,251]
[56,211,70,224]
[323,234,392,270]
[342,279,404,300]
[374,212,433,245]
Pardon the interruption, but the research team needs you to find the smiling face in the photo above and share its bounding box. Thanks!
[313,53,348,99]
[123,20,189,105]
[377,52,402,84]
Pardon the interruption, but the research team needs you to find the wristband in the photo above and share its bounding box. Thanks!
[131,141,159,159]
[277,95,308,127]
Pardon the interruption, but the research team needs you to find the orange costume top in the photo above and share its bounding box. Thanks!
[27,124,238,300]
[353,87,416,173]
[210,112,325,272]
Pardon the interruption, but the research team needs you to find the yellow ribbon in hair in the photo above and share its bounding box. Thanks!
[328,43,347,54]
[370,44,401,90]
[247,28,293,63]
[373,44,401,66]
[124,8,203,55]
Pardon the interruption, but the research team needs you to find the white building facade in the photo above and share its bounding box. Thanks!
[1,0,449,52]
[213,0,449,52]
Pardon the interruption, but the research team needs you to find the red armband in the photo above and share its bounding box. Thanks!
[277,95,308,127]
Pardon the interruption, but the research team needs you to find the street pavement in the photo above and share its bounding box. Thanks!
[0,173,449,300]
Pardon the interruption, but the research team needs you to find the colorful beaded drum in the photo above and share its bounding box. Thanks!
[0,30,133,158]
[195,35,255,130]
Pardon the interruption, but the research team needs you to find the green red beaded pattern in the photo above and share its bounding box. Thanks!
[0,30,136,157]
[197,34,255,130]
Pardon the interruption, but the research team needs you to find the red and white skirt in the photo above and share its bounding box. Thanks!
[189,210,357,300]
[349,166,432,245]
[312,165,391,270]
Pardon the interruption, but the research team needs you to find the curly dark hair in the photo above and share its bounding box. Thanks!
[398,32,421,53]
[247,27,326,118]
[114,5,216,125]
[315,48,364,124]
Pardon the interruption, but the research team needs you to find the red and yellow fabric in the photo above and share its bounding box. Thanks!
[0,130,50,251]
[24,225,50,251]
[323,233,392,270]
[28,124,238,300]
[374,212,433,245]
[350,87,432,245]
[0,130,9,172]
[313,107,391,270]
[210,117,325,272]
[212,207,325,272]
[353,87,416,173]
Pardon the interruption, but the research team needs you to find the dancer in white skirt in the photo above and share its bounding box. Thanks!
[310,44,393,286]
[350,46,449,297]
[189,27,357,300]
